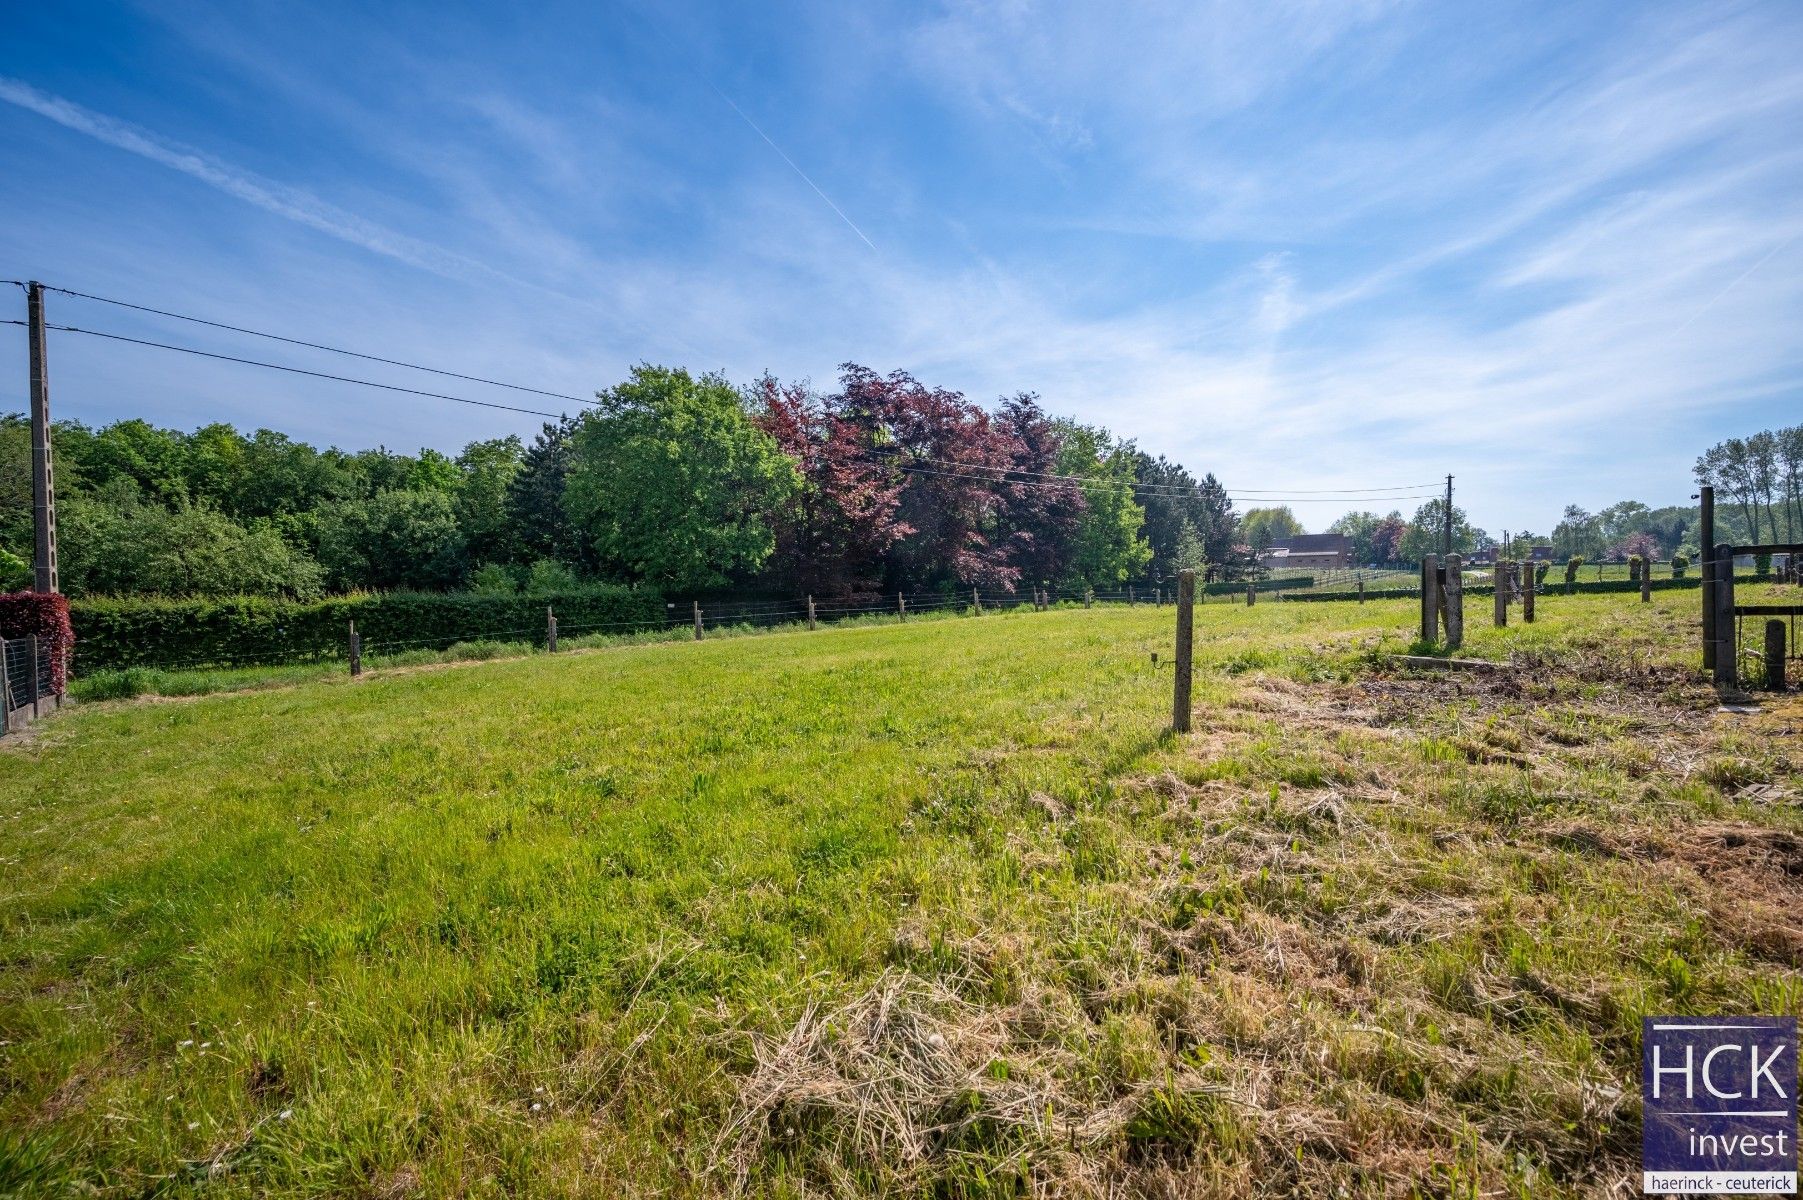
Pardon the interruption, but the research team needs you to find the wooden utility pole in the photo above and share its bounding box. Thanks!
[1171,569,1195,733]
[27,282,58,593]
[1700,486,1716,671]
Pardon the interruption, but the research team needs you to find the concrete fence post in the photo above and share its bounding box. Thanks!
[1444,554,1464,648]
[898,592,907,621]
[972,587,981,614]
[1640,563,1652,604]
[1493,563,1508,628]
[693,601,703,641]
[1246,581,1256,606]
[28,635,40,718]
[806,594,816,631]
[348,620,362,677]
[1522,564,1535,624]
[1420,555,1440,643]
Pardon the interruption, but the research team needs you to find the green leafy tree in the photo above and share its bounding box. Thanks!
[1328,511,1384,565]
[524,558,580,595]
[507,418,588,567]
[0,546,30,591]
[564,365,799,591]
[468,563,519,595]
[454,436,524,567]
[1054,422,1150,587]
[314,489,466,591]
[57,482,323,598]
[1397,499,1483,563]
[1240,506,1301,552]
[232,429,359,519]
[406,448,461,494]
[1172,519,1207,575]
[1133,454,1235,580]
[0,415,30,565]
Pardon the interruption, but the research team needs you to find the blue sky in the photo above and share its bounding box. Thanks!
[2,0,1800,535]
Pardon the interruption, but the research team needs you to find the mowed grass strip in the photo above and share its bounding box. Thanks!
[2,593,1800,1197]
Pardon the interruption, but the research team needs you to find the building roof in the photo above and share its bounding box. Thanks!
[1267,533,1349,555]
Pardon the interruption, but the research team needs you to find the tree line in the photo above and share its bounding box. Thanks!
[0,363,1241,600]
[1323,422,1801,567]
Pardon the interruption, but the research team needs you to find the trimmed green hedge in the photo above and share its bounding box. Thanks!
[70,587,664,674]
[1202,576,1312,596]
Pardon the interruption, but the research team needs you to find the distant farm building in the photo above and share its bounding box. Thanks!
[1260,533,1351,570]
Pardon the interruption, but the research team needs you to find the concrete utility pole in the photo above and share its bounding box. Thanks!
[1443,474,1453,559]
[28,282,59,593]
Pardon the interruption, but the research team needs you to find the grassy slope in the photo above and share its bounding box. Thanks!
[2,593,1800,1198]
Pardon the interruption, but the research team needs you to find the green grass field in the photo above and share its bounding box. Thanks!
[4,591,1801,1197]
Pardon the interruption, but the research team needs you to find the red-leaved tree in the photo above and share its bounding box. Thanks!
[990,394,1086,590]
[834,364,1020,591]
[752,375,911,597]
[1371,515,1409,565]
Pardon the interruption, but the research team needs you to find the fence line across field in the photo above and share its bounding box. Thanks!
[61,582,1260,678]
[34,559,1796,694]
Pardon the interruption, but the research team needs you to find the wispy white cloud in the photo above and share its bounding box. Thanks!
[0,76,505,284]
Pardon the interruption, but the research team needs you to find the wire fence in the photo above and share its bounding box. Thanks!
[69,586,1220,679]
[48,558,1800,688]
[1,634,62,732]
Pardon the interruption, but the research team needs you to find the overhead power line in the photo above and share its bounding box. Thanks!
[32,282,598,407]
[7,283,1448,509]
[2,320,569,419]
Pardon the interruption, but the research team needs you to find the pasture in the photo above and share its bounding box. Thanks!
[3,592,1800,1197]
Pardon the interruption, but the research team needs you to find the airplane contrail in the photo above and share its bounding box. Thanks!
[708,83,879,253]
